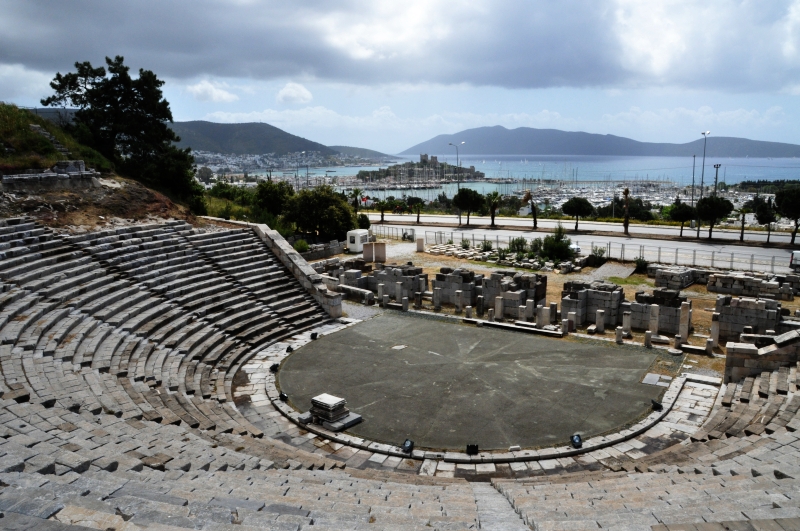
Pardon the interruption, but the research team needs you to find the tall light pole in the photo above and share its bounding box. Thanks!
[691,155,695,206]
[449,141,464,190]
[696,131,710,237]
[713,164,721,196]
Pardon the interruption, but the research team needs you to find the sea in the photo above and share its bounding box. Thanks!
[253,154,800,198]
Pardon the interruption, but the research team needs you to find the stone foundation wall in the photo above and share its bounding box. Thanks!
[724,331,800,383]
[431,268,481,306]
[715,295,781,341]
[708,272,795,300]
[620,301,684,335]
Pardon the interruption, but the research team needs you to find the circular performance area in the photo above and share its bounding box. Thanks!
[279,313,664,451]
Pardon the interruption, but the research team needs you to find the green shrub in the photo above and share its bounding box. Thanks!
[541,223,573,261]
[293,239,310,253]
[461,239,471,250]
[509,236,527,254]
[447,239,453,245]
[480,240,493,252]
[497,247,509,261]
[589,246,607,267]
[357,213,371,229]
[634,255,649,273]
[530,237,543,254]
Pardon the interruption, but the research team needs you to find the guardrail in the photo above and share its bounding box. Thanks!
[423,230,791,274]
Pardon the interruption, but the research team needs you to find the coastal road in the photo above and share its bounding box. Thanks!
[371,220,795,274]
[368,213,796,244]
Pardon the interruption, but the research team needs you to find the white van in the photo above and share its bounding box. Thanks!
[791,251,800,271]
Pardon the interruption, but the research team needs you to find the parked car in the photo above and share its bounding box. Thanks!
[791,251,800,271]
[570,243,582,255]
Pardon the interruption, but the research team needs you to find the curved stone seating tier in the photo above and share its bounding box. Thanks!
[1,216,800,529]
[0,218,343,473]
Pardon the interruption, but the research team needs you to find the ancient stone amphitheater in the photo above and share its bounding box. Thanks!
[0,216,798,531]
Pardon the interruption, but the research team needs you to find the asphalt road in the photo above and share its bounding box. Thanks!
[368,213,796,244]
[371,219,795,273]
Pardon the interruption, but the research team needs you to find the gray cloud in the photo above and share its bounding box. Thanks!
[0,0,798,92]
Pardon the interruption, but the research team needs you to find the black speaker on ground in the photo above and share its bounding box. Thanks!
[279,392,288,402]
[269,363,279,373]
[310,332,318,340]
[651,399,663,411]
[466,444,479,455]
[401,439,414,453]
[571,434,582,449]
[286,346,293,353]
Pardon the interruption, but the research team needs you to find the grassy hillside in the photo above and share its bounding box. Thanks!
[0,104,112,174]
[170,121,336,156]
[328,145,396,159]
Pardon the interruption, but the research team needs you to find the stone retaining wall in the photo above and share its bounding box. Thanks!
[724,330,800,383]
[707,272,796,300]
[715,295,781,342]
[1,160,100,192]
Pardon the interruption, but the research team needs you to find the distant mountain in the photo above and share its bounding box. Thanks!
[401,126,800,158]
[169,121,336,156]
[328,145,396,159]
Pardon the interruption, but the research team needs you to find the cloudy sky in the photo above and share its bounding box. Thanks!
[2,1,800,153]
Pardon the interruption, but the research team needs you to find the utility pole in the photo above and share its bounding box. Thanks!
[691,155,695,206]
[713,164,721,196]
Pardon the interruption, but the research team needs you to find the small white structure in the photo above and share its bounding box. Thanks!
[347,229,370,253]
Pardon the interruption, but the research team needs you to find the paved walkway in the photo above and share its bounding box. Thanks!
[472,483,530,530]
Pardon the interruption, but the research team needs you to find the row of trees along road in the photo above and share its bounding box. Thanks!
[545,186,800,244]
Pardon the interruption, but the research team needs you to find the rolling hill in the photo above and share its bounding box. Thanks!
[169,121,336,156]
[401,126,800,158]
[327,145,396,159]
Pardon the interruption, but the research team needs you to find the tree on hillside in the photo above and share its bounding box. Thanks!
[284,185,355,241]
[406,197,424,224]
[522,190,537,230]
[561,197,594,231]
[41,56,205,214]
[254,180,294,217]
[756,198,778,244]
[452,188,484,227]
[668,197,695,238]
[196,166,214,184]
[776,187,800,244]
[696,196,733,239]
[485,191,501,228]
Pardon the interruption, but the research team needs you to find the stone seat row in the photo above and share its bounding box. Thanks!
[495,467,800,530]
[0,219,339,473]
[0,395,478,530]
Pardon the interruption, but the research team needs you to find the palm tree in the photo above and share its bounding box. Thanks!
[522,190,537,230]
[375,200,389,223]
[623,188,630,235]
[348,188,363,214]
[486,191,501,228]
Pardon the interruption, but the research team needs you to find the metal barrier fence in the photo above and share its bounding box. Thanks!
[372,225,416,241]
[424,230,791,274]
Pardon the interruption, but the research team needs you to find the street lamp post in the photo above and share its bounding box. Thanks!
[448,141,464,190]
[696,131,710,237]
[713,164,721,196]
